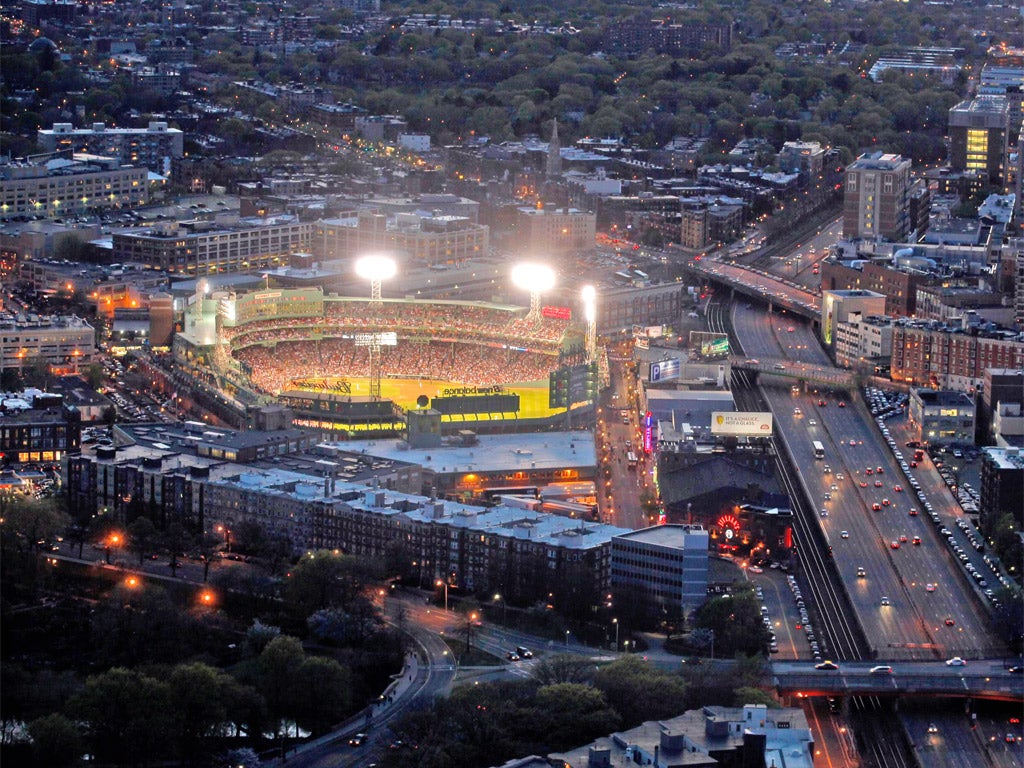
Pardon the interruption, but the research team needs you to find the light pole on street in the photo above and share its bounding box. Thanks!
[565,630,570,649]
[436,579,449,612]
[493,593,506,624]
[612,618,619,651]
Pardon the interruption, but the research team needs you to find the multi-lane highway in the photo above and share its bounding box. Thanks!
[731,304,1003,662]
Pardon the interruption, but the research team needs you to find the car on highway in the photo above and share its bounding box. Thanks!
[908,508,918,516]
[1008,665,1024,674]
[945,657,967,666]
[882,498,890,506]
[876,467,884,474]
[856,566,866,577]
[927,724,939,734]
[516,646,534,659]
[875,480,884,487]
[865,468,873,475]
[815,660,839,670]
[349,733,367,747]
[838,401,846,407]
[872,503,882,511]
[841,530,849,539]
[894,485,903,492]
[870,665,893,674]
[880,597,890,606]
[925,583,936,592]
[890,541,900,550]
[506,651,520,661]
[944,618,955,626]
[912,536,922,545]
[859,481,869,488]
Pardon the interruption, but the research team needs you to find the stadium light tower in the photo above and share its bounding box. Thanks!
[581,284,597,363]
[354,254,397,306]
[511,262,556,325]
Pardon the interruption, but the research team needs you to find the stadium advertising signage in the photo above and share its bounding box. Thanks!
[289,377,352,394]
[431,392,521,415]
[649,358,681,382]
[542,306,572,320]
[711,411,774,437]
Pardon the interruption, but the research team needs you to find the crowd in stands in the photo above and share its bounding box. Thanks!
[235,338,557,393]
[220,300,569,349]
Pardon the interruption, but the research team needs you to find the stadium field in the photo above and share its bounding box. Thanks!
[290,376,560,420]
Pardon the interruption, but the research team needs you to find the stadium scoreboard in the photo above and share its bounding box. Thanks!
[549,362,598,409]
[431,392,520,415]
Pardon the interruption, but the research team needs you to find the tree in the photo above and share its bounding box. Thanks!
[256,635,306,739]
[294,656,353,735]
[593,656,688,726]
[530,654,598,685]
[534,683,620,750]
[70,667,173,767]
[732,686,779,708]
[0,495,70,555]
[27,713,82,768]
[284,549,379,618]
[127,516,158,566]
[167,662,233,764]
[164,521,187,577]
[82,363,105,389]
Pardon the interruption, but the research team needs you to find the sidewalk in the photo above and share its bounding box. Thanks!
[270,650,421,765]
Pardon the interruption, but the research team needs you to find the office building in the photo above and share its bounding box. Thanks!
[948,96,1010,188]
[610,525,709,622]
[908,389,976,445]
[982,367,1024,441]
[37,122,184,175]
[312,210,488,267]
[842,152,914,241]
[513,206,596,257]
[819,260,924,317]
[112,215,311,275]
[0,313,94,370]
[820,290,886,349]
[833,313,894,369]
[980,447,1024,528]
[0,154,148,221]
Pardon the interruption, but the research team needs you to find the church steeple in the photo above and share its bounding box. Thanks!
[546,119,562,178]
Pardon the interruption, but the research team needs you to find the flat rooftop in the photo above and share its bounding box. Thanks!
[327,430,596,474]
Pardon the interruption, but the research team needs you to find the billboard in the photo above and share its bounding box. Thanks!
[432,392,521,415]
[711,411,773,437]
[689,331,729,361]
[649,358,681,382]
[542,305,572,320]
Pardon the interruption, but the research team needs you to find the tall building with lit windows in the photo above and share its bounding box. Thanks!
[842,152,913,242]
[948,96,1009,188]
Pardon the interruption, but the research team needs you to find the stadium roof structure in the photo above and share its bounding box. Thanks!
[328,430,596,476]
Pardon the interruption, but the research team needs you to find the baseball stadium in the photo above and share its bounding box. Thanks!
[176,284,597,435]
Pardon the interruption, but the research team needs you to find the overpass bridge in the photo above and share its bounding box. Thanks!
[730,356,860,389]
[772,661,1024,703]
[688,260,821,321]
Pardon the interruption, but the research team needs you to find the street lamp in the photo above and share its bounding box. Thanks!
[612,618,619,651]
[105,532,122,564]
[493,593,507,624]
[565,630,570,649]
[436,579,449,612]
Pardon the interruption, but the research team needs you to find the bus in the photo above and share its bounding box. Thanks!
[812,441,825,460]
[626,451,639,468]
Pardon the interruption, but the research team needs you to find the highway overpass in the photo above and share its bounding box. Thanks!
[730,356,859,388]
[772,661,1024,703]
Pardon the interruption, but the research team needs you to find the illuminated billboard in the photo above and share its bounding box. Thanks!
[689,331,729,361]
[711,411,773,437]
[649,358,681,382]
